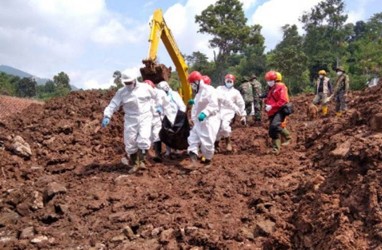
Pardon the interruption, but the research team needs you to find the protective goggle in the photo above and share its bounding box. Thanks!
[123,80,134,85]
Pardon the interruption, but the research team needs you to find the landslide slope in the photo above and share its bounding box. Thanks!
[0,83,381,249]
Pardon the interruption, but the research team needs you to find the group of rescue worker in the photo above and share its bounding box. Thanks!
[313,66,350,116]
[101,66,349,173]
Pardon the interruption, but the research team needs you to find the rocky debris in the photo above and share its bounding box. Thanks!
[19,227,35,239]
[370,112,382,132]
[0,81,381,248]
[7,135,32,158]
[43,182,67,203]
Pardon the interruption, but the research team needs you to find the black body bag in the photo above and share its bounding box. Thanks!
[159,110,190,150]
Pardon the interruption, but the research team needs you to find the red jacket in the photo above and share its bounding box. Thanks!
[265,83,289,117]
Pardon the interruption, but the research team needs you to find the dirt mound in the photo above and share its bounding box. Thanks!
[0,83,381,249]
[0,95,44,120]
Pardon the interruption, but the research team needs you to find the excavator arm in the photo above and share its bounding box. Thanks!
[140,9,191,103]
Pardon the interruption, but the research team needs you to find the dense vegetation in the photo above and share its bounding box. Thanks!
[0,71,72,100]
[186,0,382,94]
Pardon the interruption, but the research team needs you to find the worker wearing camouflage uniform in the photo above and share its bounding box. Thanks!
[239,74,262,124]
[333,66,349,116]
[313,70,332,116]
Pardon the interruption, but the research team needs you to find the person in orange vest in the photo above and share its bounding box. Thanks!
[313,70,332,116]
[264,71,291,154]
[275,72,291,146]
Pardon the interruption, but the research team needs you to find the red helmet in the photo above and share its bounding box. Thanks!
[225,74,236,82]
[265,71,277,81]
[202,75,211,85]
[144,79,155,88]
[187,71,202,83]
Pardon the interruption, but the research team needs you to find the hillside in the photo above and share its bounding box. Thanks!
[0,65,50,85]
[0,83,381,249]
[0,96,44,120]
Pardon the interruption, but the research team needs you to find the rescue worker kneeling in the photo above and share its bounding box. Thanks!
[264,71,291,155]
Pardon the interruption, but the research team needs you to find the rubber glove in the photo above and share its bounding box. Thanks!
[240,116,247,125]
[265,104,272,112]
[198,112,207,121]
[188,99,195,105]
[102,117,110,128]
[156,105,163,114]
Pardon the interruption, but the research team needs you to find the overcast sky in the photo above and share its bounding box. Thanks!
[0,0,381,89]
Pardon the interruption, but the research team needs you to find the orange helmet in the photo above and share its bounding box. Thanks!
[144,79,155,88]
[187,71,202,83]
[202,75,211,85]
[225,74,236,82]
[265,71,277,81]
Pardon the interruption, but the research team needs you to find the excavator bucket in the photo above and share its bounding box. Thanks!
[140,59,172,84]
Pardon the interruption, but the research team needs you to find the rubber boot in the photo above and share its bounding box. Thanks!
[153,141,162,163]
[322,105,328,116]
[226,137,233,152]
[138,150,147,169]
[127,153,139,173]
[271,139,281,155]
[188,151,199,168]
[214,140,220,153]
[281,128,291,146]
[201,158,212,166]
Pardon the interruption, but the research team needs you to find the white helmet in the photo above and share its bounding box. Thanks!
[157,81,170,93]
[121,74,135,83]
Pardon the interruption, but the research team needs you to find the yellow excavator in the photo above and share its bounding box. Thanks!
[140,9,191,103]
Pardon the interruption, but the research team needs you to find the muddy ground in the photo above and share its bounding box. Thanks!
[0,82,382,249]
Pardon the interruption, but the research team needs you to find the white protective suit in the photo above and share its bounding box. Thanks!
[188,82,220,160]
[150,88,166,143]
[104,81,161,155]
[157,81,186,115]
[216,85,246,139]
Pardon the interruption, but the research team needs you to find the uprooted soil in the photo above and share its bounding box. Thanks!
[0,82,382,249]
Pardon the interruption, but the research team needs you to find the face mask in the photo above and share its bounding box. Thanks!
[225,83,233,88]
[337,71,343,76]
[225,79,234,88]
[125,84,135,91]
[191,82,199,93]
[267,81,275,87]
[319,75,324,79]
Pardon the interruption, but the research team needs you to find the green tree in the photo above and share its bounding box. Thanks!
[53,72,71,90]
[44,80,56,93]
[347,12,382,89]
[185,51,216,83]
[0,72,17,95]
[230,24,266,84]
[52,72,71,97]
[267,25,309,94]
[300,0,351,80]
[195,0,251,82]
[16,77,37,97]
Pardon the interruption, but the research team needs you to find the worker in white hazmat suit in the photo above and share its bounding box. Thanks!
[143,79,166,163]
[102,74,162,173]
[156,80,186,158]
[215,74,246,152]
[187,71,220,166]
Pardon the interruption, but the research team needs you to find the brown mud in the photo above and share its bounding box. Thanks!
[0,82,382,249]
